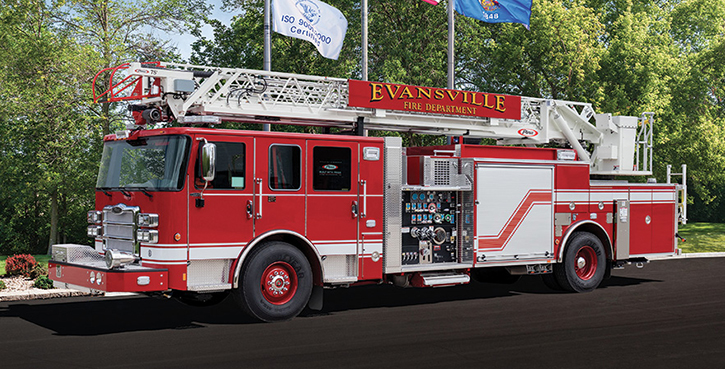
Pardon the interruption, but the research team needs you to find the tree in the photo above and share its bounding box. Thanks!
[0,0,100,253]
[51,0,213,135]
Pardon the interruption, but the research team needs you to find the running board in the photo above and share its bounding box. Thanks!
[411,272,471,287]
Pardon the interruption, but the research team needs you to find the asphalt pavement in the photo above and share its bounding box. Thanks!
[1,256,724,368]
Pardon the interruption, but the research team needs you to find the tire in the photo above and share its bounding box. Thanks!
[541,273,565,291]
[554,232,607,293]
[234,242,312,322]
[175,291,229,307]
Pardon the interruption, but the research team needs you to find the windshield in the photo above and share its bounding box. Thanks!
[96,135,190,191]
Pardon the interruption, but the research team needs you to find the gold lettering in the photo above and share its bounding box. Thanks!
[470,93,483,106]
[445,90,461,102]
[495,95,506,112]
[484,94,495,109]
[370,83,384,102]
[434,90,445,100]
[399,86,414,99]
[463,92,470,104]
[417,87,432,99]
[384,84,400,100]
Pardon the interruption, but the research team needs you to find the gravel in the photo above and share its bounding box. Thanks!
[0,275,90,302]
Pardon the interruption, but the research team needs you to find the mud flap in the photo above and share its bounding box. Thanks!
[308,285,323,311]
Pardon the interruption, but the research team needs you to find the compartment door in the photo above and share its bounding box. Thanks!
[476,165,554,263]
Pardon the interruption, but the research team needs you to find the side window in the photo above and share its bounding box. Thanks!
[313,146,351,191]
[197,142,246,189]
[269,144,301,190]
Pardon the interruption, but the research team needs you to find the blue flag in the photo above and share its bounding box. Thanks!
[454,0,533,29]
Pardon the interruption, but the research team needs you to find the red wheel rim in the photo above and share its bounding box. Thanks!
[575,246,597,280]
[260,262,298,305]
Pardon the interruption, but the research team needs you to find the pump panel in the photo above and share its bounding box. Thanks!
[401,191,458,265]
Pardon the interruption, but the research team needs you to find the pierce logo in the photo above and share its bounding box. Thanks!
[323,164,338,170]
[518,128,538,137]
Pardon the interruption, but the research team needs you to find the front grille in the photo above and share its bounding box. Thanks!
[101,204,139,254]
[103,224,135,240]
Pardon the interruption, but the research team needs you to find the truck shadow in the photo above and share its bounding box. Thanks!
[0,275,658,336]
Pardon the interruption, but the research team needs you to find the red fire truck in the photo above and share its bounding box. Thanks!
[49,62,687,321]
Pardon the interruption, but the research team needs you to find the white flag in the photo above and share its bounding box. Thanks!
[272,0,348,60]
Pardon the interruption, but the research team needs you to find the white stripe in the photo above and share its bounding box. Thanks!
[142,261,187,265]
[141,246,187,261]
[590,192,628,202]
[316,243,357,255]
[190,246,242,260]
[143,242,247,247]
[556,192,588,202]
[653,192,676,201]
[203,193,253,197]
[362,242,383,253]
[629,192,651,201]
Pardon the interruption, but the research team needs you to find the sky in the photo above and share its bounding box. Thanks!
[165,0,236,60]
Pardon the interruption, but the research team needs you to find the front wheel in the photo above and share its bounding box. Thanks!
[234,242,312,322]
[554,232,607,293]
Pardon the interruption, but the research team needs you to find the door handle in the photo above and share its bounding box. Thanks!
[351,201,358,218]
[246,200,253,219]
[360,180,367,218]
[255,178,263,219]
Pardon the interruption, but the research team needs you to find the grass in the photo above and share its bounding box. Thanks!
[677,222,725,253]
[0,254,51,276]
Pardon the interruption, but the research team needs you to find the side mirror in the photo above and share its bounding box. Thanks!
[200,142,216,182]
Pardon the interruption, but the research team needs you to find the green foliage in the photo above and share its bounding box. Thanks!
[0,0,209,254]
[0,280,5,290]
[33,275,54,289]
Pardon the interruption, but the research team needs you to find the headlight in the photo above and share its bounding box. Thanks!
[87,210,102,224]
[137,213,159,227]
[137,229,159,243]
[105,249,137,269]
[87,225,102,238]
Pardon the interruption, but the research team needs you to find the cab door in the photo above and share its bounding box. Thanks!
[253,137,306,236]
[188,136,254,288]
[306,140,360,282]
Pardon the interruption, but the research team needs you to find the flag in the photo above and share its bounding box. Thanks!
[272,0,348,60]
[420,0,440,4]
[454,0,533,29]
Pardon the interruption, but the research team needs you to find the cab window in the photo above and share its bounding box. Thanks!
[196,142,246,189]
[313,146,351,191]
[269,144,301,190]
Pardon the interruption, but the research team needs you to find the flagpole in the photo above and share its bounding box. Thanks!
[263,0,271,131]
[447,0,454,89]
[447,0,455,144]
[362,0,368,81]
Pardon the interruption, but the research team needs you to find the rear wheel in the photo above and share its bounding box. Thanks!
[234,242,312,322]
[554,232,606,293]
[541,274,565,291]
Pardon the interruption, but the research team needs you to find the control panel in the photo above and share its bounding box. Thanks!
[401,190,458,265]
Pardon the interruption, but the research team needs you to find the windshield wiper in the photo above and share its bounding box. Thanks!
[134,187,154,199]
[96,187,113,198]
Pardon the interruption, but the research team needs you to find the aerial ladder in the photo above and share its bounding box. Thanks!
[94,61,656,177]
